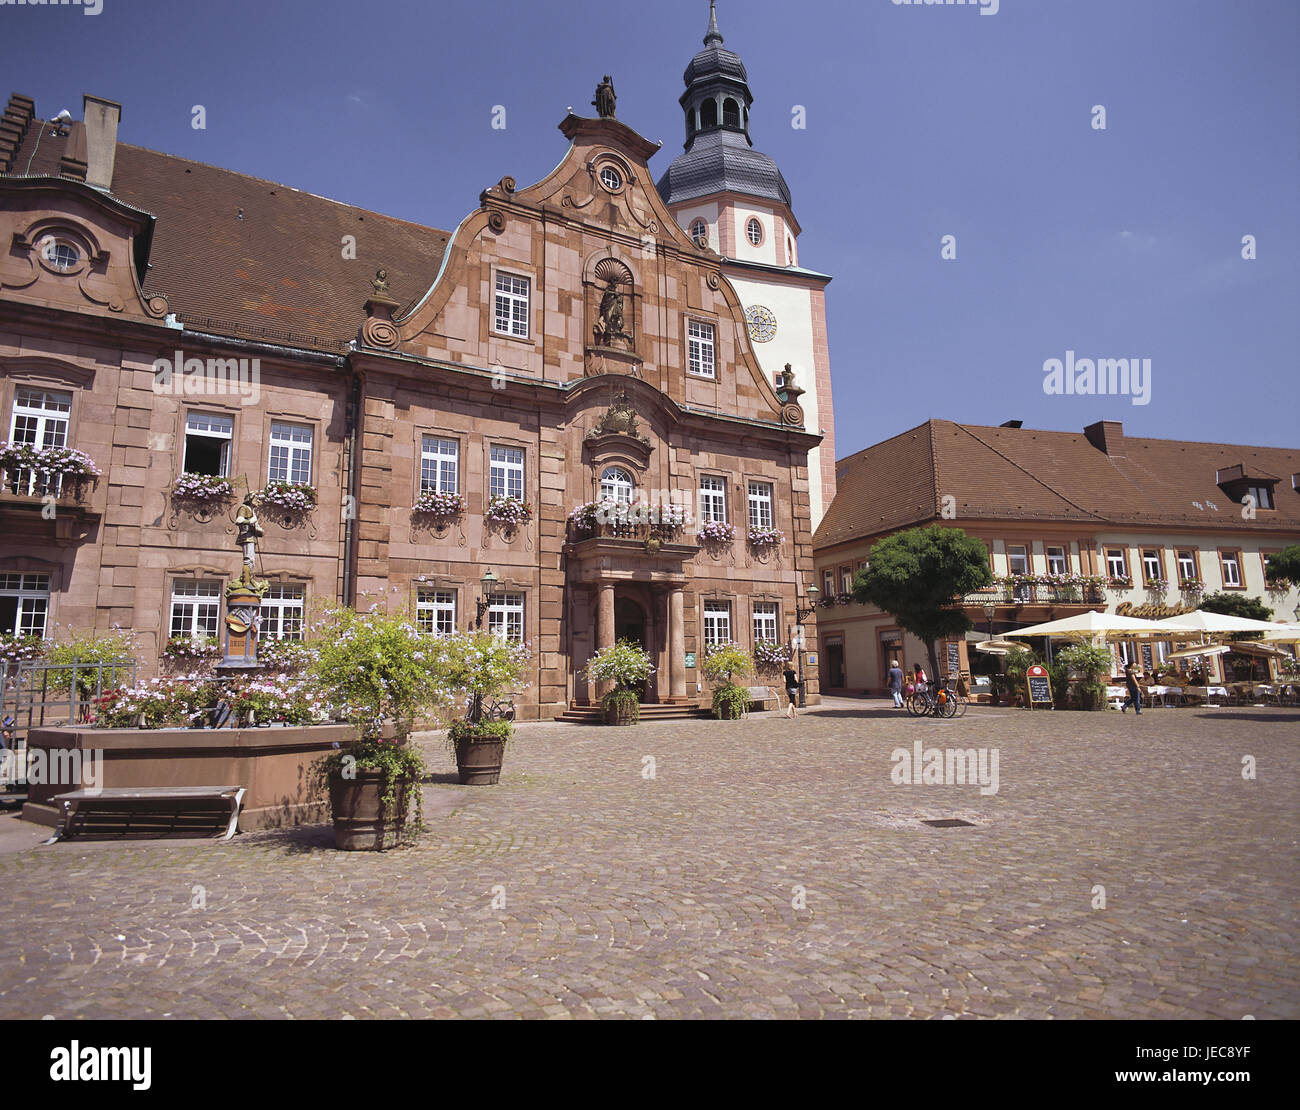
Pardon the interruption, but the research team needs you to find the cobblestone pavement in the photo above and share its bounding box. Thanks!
[1,699,1296,1019]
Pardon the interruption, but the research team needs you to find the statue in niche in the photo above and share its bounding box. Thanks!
[594,279,629,347]
[593,76,617,120]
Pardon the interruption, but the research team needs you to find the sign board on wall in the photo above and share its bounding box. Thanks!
[1026,664,1054,708]
[946,642,961,678]
[806,653,818,667]
[1140,643,1154,675]
[684,653,696,669]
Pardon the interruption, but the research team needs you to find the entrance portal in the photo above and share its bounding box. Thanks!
[614,597,649,702]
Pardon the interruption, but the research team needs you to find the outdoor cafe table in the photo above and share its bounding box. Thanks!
[1184,686,1229,705]
[1147,685,1186,708]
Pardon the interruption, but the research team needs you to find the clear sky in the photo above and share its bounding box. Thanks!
[3,0,1297,455]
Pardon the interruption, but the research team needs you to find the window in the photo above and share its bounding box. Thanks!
[599,166,622,191]
[488,592,524,643]
[1220,550,1242,589]
[747,481,773,530]
[489,445,525,500]
[700,99,717,129]
[268,422,312,485]
[416,589,457,637]
[823,570,835,596]
[1046,546,1068,576]
[0,573,50,638]
[703,601,731,648]
[420,436,459,495]
[787,237,794,264]
[690,219,708,247]
[753,602,777,644]
[183,412,233,477]
[42,240,79,271]
[1007,545,1029,576]
[1246,485,1273,510]
[170,580,221,640]
[746,218,763,246]
[1177,550,1197,583]
[1106,548,1129,580]
[1142,549,1163,585]
[722,98,740,128]
[687,319,716,378]
[494,272,530,338]
[259,584,305,641]
[840,567,853,595]
[7,386,71,496]
[601,466,634,504]
[699,475,726,523]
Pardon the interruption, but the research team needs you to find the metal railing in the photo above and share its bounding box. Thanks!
[962,584,1105,606]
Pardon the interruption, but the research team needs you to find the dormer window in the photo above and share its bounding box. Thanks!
[1246,485,1273,511]
[41,239,79,272]
[599,166,622,192]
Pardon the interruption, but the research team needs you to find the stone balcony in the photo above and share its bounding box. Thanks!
[0,468,100,545]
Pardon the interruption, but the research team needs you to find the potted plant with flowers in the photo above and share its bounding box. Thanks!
[439,630,531,785]
[586,639,655,724]
[703,642,752,720]
[311,607,447,849]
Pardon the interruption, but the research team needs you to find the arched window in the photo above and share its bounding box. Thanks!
[601,466,634,504]
[690,219,709,247]
[700,99,718,128]
[723,99,740,128]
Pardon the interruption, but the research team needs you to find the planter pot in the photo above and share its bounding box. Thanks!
[455,736,507,785]
[604,696,639,726]
[329,769,413,850]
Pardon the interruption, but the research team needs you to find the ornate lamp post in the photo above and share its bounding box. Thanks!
[983,600,996,640]
[791,583,820,707]
[475,569,499,631]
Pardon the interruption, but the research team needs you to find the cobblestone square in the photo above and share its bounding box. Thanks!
[1,699,1296,1019]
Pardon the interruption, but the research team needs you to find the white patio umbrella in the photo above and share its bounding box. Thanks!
[1167,643,1232,661]
[1006,611,1172,640]
[1155,611,1284,636]
[1247,623,1300,644]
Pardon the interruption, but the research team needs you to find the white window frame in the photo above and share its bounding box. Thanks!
[746,218,763,246]
[690,219,708,246]
[699,475,726,523]
[268,421,313,485]
[170,580,222,640]
[753,602,778,644]
[0,573,51,638]
[490,444,525,501]
[823,570,835,596]
[687,319,716,379]
[1177,550,1197,583]
[601,466,635,504]
[703,601,731,648]
[1246,485,1273,510]
[1106,548,1129,579]
[1007,545,1030,576]
[1046,546,1068,576]
[488,592,525,643]
[747,481,774,531]
[416,589,457,638]
[494,272,530,339]
[8,387,71,496]
[184,411,233,477]
[840,567,853,595]
[1220,551,1242,588]
[1142,550,1163,584]
[258,584,305,641]
[421,435,459,495]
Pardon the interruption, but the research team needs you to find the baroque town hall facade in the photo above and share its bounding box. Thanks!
[0,9,836,718]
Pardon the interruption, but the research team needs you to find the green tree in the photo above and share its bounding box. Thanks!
[852,525,993,684]
[1199,591,1272,622]
[1264,545,1300,589]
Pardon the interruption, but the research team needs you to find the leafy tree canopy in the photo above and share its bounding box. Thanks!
[1199,591,1272,621]
[1264,545,1300,589]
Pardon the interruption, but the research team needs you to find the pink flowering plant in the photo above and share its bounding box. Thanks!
[413,489,467,518]
[0,633,46,665]
[752,640,791,670]
[698,519,735,544]
[0,442,101,480]
[93,677,219,729]
[171,472,234,503]
[486,495,532,526]
[255,481,318,513]
[748,526,784,548]
[163,635,221,661]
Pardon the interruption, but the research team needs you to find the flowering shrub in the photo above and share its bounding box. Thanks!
[752,640,791,669]
[163,635,221,661]
[748,526,785,548]
[256,637,317,673]
[45,629,137,696]
[0,442,101,480]
[413,489,467,518]
[586,639,655,690]
[702,641,751,685]
[93,678,218,729]
[486,495,532,526]
[255,481,318,513]
[171,472,234,503]
[437,630,532,724]
[698,519,735,544]
[227,672,330,725]
[569,498,688,534]
[0,633,46,665]
[835,592,854,606]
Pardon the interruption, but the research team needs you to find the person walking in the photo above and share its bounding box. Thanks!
[783,665,800,719]
[888,659,905,708]
[1121,663,1143,714]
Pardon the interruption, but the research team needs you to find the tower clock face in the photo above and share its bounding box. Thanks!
[745,304,777,343]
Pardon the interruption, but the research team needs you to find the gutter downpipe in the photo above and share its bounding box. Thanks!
[342,370,361,608]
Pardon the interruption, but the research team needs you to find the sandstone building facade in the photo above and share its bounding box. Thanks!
[0,15,833,718]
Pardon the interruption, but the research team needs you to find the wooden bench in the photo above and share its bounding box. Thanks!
[745,686,780,713]
[48,786,246,843]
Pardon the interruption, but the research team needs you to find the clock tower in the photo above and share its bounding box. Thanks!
[657,0,838,525]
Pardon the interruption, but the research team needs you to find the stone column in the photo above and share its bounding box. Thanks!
[597,584,615,651]
[669,587,686,699]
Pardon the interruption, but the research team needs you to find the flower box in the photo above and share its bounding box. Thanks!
[752,640,792,669]
[255,481,318,513]
[698,519,735,544]
[171,473,234,503]
[413,489,467,518]
[486,495,532,525]
[748,526,785,548]
[0,442,102,480]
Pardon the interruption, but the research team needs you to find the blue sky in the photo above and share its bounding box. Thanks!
[3,0,1297,454]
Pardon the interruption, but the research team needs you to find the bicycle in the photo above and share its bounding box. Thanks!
[467,693,517,723]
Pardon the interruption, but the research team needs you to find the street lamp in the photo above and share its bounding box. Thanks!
[983,600,996,639]
[795,583,821,624]
[475,568,498,630]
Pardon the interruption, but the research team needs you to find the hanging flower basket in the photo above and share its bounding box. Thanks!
[413,489,467,518]
[0,442,101,480]
[698,519,735,544]
[748,526,785,549]
[752,640,792,670]
[486,495,532,525]
[171,472,235,504]
[255,481,318,513]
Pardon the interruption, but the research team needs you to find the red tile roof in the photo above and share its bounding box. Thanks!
[815,419,1300,549]
[2,94,452,352]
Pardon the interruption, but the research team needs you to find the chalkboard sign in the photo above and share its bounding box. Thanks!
[1026,664,1054,708]
[946,642,962,678]
[1140,643,1154,675]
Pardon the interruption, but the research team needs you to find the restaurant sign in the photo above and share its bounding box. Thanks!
[1026,664,1054,708]
[1116,601,1195,619]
